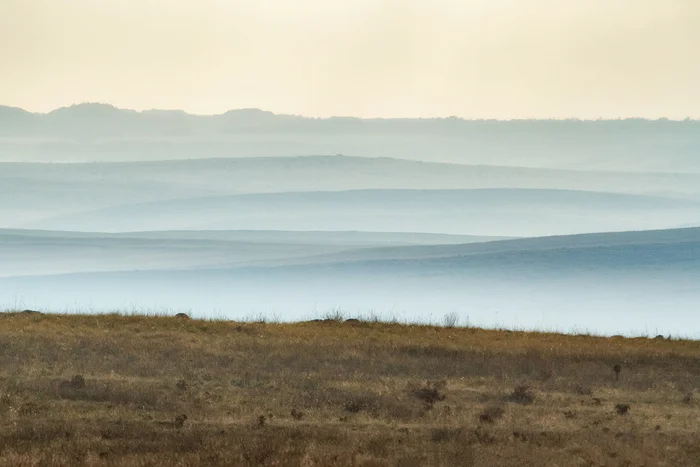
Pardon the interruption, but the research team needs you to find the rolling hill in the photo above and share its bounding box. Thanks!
[4,156,700,198]
[15,188,700,236]
[4,104,700,336]
[2,227,699,336]
[0,228,504,277]
[2,104,699,171]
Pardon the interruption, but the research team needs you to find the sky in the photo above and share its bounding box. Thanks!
[1,0,699,119]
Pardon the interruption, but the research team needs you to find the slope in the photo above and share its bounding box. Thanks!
[16,188,700,236]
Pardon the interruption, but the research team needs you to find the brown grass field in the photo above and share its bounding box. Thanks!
[0,311,699,466]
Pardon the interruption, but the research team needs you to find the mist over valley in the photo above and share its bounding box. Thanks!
[2,107,699,336]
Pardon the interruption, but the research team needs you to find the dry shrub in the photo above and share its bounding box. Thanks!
[479,405,505,424]
[344,399,366,414]
[410,380,447,408]
[573,385,593,396]
[174,414,188,428]
[442,312,459,328]
[430,426,463,443]
[60,375,86,390]
[506,385,535,405]
[471,426,496,445]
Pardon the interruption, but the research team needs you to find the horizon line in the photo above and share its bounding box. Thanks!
[1,102,698,123]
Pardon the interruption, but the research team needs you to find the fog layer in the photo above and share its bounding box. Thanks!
[2,106,698,336]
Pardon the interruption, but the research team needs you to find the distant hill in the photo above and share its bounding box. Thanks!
[7,155,700,237]
[282,226,700,266]
[0,228,505,277]
[2,226,699,335]
[3,103,698,136]
[2,103,699,170]
[0,228,504,245]
[4,226,698,276]
[6,225,698,278]
[4,155,700,199]
[0,105,36,132]
[16,188,700,236]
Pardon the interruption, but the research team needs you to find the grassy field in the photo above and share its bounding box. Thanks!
[0,311,699,466]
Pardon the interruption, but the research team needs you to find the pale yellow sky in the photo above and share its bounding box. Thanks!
[1,0,699,119]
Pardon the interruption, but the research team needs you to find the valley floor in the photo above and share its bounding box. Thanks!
[0,312,699,466]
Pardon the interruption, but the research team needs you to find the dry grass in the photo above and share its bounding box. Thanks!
[0,311,699,466]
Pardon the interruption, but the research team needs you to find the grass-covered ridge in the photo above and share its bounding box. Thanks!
[1,311,699,466]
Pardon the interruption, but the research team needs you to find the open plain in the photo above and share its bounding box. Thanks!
[0,312,698,466]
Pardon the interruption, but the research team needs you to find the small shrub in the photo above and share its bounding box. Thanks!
[322,308,345,322]
[613,364,622,381]
[69,375,85,389]
[506,385,535,405]
[58,375,86,393]
[430,426,463,443]
[344,399,365,413]
[442,312,459,328]
[290,409,305,420]
[479,405,504,424]
[174,414,188,428]
[411,380,447,408]
[615,403,630,415]
[472,426,496,445]
[176,379,188,391]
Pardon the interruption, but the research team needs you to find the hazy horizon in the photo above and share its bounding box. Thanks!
[3,1,699,119]
[4,102,700,121]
